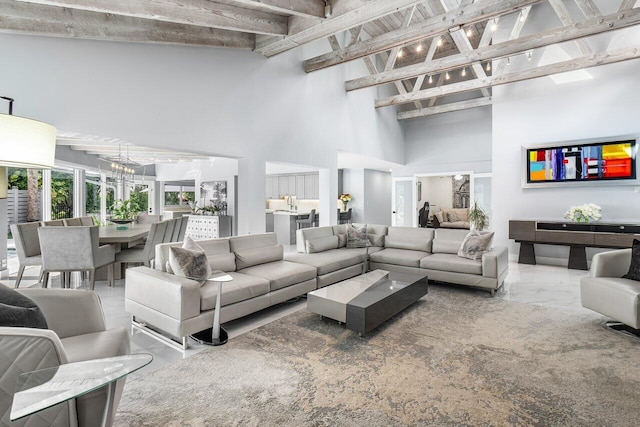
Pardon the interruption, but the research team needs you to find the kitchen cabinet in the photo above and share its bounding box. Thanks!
[265,172,319,199]
[296,175,305,198]
[278,176,289,197]
[304,174,315,199]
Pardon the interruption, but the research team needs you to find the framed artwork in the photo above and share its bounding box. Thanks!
[200,181,228,214]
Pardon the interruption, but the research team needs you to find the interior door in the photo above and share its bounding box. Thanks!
[392,177,416,227]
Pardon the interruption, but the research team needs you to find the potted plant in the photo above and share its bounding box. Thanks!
[469,200,489,231]
[197,205,219,216]
[110,199,140,224]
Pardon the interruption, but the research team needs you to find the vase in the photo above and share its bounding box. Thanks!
[342,201,348,212]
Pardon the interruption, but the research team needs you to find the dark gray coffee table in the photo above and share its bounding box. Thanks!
[307,270,428,336]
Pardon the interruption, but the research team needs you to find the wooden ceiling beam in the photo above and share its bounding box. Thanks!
[255,0,423,57]
[397,96,492,120]
[345,7,640,91]
[227,0,325,19]
[375,45,640,108]
[303,0,543,73]
[13,0,288,36]
[0,0,255,48]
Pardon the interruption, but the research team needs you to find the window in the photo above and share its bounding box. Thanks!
[51,169,73,219]
[86,174,101,217]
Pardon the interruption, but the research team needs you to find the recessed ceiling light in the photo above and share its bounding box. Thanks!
[397,49,403,58]
[416,43,423,53]
[466,28,473,38]
[437,37,443,47]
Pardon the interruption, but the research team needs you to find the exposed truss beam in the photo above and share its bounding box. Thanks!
[375,45,640,108]
[255,0,423,57]
[14,0,288,36]
[227,0,325,19]
[574,0,600,19]
[620,0,639,11]
[397,96,492,119]
[0,0,255,48]
[493,5,530,75]
[303,0,543,72]
[548,0,592,56]
[345,7,640,91]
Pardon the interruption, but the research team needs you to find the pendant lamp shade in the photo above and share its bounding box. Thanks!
[0,114,56,169]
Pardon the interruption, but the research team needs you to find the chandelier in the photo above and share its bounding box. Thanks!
[104,144,139,184]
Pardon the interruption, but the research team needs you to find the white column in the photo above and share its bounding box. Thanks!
[158,181,165,217]
[73,168,86,217]
[42,169,52,221]
[318,167,338,226]
[100,172,107,222]
[237,157,266,236]
[0,167,8,278]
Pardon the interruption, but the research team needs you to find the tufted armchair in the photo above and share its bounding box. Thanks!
[0,288,130,427]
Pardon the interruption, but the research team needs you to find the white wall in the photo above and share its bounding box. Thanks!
[0,33,404,234]
[418,176,453,210]
[342,168,364,223]
[396,106,493,176]
[492,58,640,261]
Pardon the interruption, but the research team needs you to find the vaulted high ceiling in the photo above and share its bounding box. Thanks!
[2,0,640,124]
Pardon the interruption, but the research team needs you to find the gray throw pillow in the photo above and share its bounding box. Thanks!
[447,211,460,222]
[458,230,494,261]
[0,286,48,329]
[169,237,211,285]
[623,239,640,281]
[346,224,368,248]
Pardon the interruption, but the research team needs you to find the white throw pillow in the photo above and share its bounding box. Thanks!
[457,230,494,261]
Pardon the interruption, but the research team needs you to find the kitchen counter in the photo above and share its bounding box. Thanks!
[266,210,312,216]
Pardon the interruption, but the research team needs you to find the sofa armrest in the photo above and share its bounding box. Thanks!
[590,249,631,278]
[18,289,106,339]
[125,266,201,321]
[482,246,509,279]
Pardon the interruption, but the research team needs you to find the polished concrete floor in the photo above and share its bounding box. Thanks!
[1,250,595,379]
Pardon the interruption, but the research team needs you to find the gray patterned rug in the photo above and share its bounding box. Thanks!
[114,285,640,426]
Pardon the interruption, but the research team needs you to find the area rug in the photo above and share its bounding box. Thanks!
[114,285,640,426]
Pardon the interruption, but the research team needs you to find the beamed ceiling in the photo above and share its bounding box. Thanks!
[2,0,639,162]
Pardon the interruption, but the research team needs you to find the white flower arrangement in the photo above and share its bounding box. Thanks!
[563,203,602,223]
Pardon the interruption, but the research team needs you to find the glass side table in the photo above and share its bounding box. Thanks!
[190,271,234,346]
[11,353,152,427]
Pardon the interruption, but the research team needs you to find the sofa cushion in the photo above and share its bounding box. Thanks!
[385,227,434,252]
[441,221,470,229]
[458,231,494,261]
[432,229,472,254]
[229,233,277,252]
[0,285,48,329]
[368,234,385,247]
[235,244,284,270]
[199,272,270,311]
[306,235,339,253]
[369,248,430,268]
[297,227,335,253]
[239,261,317,291]
[346,224,368,248]
[420,253,482,275]
[197,239,236,272]
[285,248,363,276]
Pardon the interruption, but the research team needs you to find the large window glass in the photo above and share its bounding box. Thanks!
[51,169,73,219]
[106,177,116,218]
[130,184,149,214]
[86,174,101,218]
[7,168,42,223]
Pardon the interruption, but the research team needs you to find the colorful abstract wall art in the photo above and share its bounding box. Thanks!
[526,140,636,183]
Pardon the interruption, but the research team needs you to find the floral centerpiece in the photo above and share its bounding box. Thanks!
[339,193,352,212]
[563,203,602,223]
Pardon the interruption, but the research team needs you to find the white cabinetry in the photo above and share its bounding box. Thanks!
[266,173,319,199]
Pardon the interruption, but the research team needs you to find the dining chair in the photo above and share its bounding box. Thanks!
[41,219,65,226]
[171,217,185,242]
[79,216,95,226]
[38,226,115,290]
[177,216,189,241]
[115,221,168,270]
[338,208,352,225]
[137,213,162,224]
[162,219,178,243]
[296,209,316,229]
[63,217,83,226]
[10,222,43,288]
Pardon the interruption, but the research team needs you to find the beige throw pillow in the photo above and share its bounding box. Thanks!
[457,230,494,261]
[169,237,211,285]
[435,212,445,224]
[447,211,460,222]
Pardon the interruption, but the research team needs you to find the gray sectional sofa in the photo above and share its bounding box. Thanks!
[125,225,508,349]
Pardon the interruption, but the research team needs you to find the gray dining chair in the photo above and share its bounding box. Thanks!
[38,226,115,290]
[10,222,43,288]
[41,219,65,226]
[171,217,184,242]
[115,220,168,270]
[162,218,177,243]
[177,216,189,241]
[137,213,162,224]
[296,209,316,229]
[63,217,83,226]
[79,216,95,226]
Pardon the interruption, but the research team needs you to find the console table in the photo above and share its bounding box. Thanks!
[509,220,640,270]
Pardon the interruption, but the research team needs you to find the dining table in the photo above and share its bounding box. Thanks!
[97,223,152,280]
